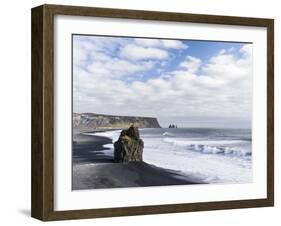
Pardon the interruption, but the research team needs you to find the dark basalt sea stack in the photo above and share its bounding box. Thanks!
[114,125,144,162]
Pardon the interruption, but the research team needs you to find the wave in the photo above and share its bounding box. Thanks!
[84,130,121,143]
[162,132,175,137]
[83,128,252,183]
[163,138,251,157]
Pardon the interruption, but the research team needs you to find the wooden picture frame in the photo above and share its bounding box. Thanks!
[31,4,274,221]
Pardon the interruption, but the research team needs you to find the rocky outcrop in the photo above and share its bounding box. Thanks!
[73,113,161,130]
[113,125,144,162]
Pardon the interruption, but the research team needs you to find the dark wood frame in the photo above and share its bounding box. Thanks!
[31,4,274,221]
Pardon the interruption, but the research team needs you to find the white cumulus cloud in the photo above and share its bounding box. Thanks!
[179,56,202,73]
[73,35,252,128]
[135,38,188,49]
[119,44,169,60]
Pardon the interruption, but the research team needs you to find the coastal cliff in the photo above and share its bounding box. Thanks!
[73,113,161,130]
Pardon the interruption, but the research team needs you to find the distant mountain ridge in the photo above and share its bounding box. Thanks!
[73,113,161,130]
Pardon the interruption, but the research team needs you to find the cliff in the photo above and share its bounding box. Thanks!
[73,113,161,130]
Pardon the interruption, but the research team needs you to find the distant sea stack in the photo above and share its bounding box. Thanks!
[73,113,161,130]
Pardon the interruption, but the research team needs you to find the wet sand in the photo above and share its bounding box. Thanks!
[72,132,204,190]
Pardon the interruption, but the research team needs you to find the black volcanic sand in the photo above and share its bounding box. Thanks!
[73,132,204,190]
[73,133,114,164]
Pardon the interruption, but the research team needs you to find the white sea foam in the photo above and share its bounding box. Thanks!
[84,130,121,143]
[163,138,251,157]
[143,136,252,184]
[163,137,246,146]
[162,132,175,137]
[85,129,252,184]
[103,143,114,149]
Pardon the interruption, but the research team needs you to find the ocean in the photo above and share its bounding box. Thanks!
[88,128,252,184]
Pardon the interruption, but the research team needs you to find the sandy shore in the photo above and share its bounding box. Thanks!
[72,132,204,190]
[73,132,113,164]
[73,162,202,190]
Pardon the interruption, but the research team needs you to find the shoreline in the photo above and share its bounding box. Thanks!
[73,162,202,190]
[72,132,205,189]
[73,132,113,164]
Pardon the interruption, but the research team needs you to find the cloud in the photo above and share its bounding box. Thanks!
[73,36,156,80]
[179,56,202,73]
[239,44,252,58]
[135,38,188,49]
[73,35,252,128]
[87,58,154,79]
[161,40,188,49]
[119,44,169,60]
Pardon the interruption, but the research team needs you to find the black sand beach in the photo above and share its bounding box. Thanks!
[73,132,113,164]
[73,132,203,190]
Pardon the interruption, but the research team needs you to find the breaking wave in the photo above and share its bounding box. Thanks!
[163,138,251,157]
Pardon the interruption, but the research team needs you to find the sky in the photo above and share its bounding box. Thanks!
[73,35,252,128]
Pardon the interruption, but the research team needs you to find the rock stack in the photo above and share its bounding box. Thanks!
[114,125,144,162]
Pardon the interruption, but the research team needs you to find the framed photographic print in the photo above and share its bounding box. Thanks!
[31,4,274,221]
